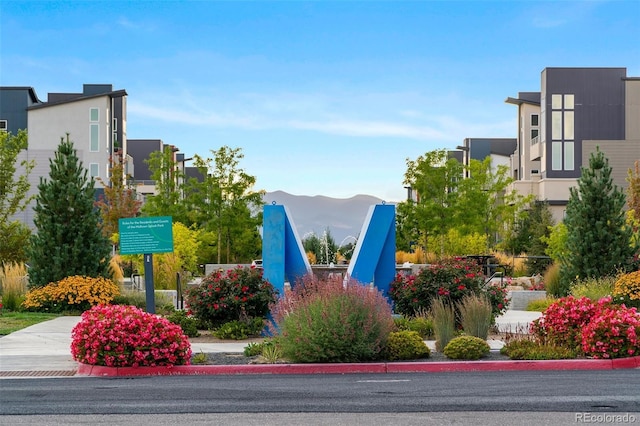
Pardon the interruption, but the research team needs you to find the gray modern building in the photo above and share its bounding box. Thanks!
[505,67,640,222]
[0,86,43,134]
[1,84,129,228]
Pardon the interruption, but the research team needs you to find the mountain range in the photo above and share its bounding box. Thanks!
[262,191,389,245]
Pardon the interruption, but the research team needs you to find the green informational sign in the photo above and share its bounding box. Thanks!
[118,216,174,255]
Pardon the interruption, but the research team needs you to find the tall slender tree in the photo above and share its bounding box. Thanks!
[561,148,637,295]
[186,146,264,263]
[28,135,111,287]
[0,130,34,264]
[95,157,142,238]
[141,145,188,223]
[628,160,640,219]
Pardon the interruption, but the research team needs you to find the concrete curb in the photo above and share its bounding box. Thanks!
[76,355,640,377]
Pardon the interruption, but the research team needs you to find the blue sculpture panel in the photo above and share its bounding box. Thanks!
[262,204,312,296]
[346,204,396,297]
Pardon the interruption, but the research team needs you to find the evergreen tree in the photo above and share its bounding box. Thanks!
[28,135,111,287]
[560,148,636,295]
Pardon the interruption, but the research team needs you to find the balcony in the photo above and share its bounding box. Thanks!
[507,179,540,200]
[529,137,541,161]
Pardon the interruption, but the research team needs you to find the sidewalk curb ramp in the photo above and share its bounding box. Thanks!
[76,355,640,377]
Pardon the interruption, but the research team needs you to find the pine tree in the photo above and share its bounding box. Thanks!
[28,135,111,287]
[561,148,636,294]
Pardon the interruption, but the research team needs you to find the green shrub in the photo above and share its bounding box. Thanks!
[500,339,578,360]
[186,266,276,328]
[191,351,208,365]
[407,316,434,338]
[430,297,456,351]
[457,294,492,340]
[525,297,557,312]
[393,315,434,338]
[244,339,275,357]
[385,330,430,361]
[261,343,283,363]
[393,316,411,331]
[165,310,199,338]
[2,293,25,312]
[271,275,395,363]
[214,317,264,340]
[570,276,616,301]
[443,335,490,360]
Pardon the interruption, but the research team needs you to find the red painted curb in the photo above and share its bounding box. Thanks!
[75,355,640,377]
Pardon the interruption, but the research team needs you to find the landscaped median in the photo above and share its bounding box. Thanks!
[75,355,640,377]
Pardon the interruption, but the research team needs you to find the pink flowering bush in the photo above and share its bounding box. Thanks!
[390,257,508,321]
[530,296,606,350]
[71,304,192,367]
[186,266,277,328]
[581,305,640,359]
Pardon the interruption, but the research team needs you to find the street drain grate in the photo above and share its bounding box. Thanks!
[0,370,76,377]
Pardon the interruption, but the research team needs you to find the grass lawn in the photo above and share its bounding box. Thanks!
[0,312,60,335]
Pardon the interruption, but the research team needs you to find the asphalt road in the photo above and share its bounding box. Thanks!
[1,370,639,425]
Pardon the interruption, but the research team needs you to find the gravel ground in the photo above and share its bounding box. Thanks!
[191,350,511,366]
[188,332,513,365]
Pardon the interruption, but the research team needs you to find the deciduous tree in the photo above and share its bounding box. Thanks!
[95,157,141,238]
[186,146,264,263]
[0,130,34,264]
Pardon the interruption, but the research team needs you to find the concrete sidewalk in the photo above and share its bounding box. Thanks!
[0,310,542,376]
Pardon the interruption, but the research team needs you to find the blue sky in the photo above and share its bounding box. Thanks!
[2,1,639,202]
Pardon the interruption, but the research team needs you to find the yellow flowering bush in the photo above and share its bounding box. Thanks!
[614,271,640,308]
[22,275,120,312]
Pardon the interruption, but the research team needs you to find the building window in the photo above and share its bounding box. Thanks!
[531,114,539,127]
[552,141,562,170]
[550,93,575,171]
[531,128,539,143]
[90,108,99,122]
[564,142,574,170]
[90,163,99,179]
[0,120,7,132]
[90,124,99,152]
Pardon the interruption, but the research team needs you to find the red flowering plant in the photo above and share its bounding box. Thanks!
[71,304,192,367]
[530,296,610,351]
[185,266,277,328]
[581,304,640,359]
[389,257,508,322]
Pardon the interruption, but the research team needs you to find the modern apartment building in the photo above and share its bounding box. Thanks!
[0,86,43,134]
[455,138,517,179]
[506,67,640,223]
[0,84,128,228]
[126,139,200,204]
